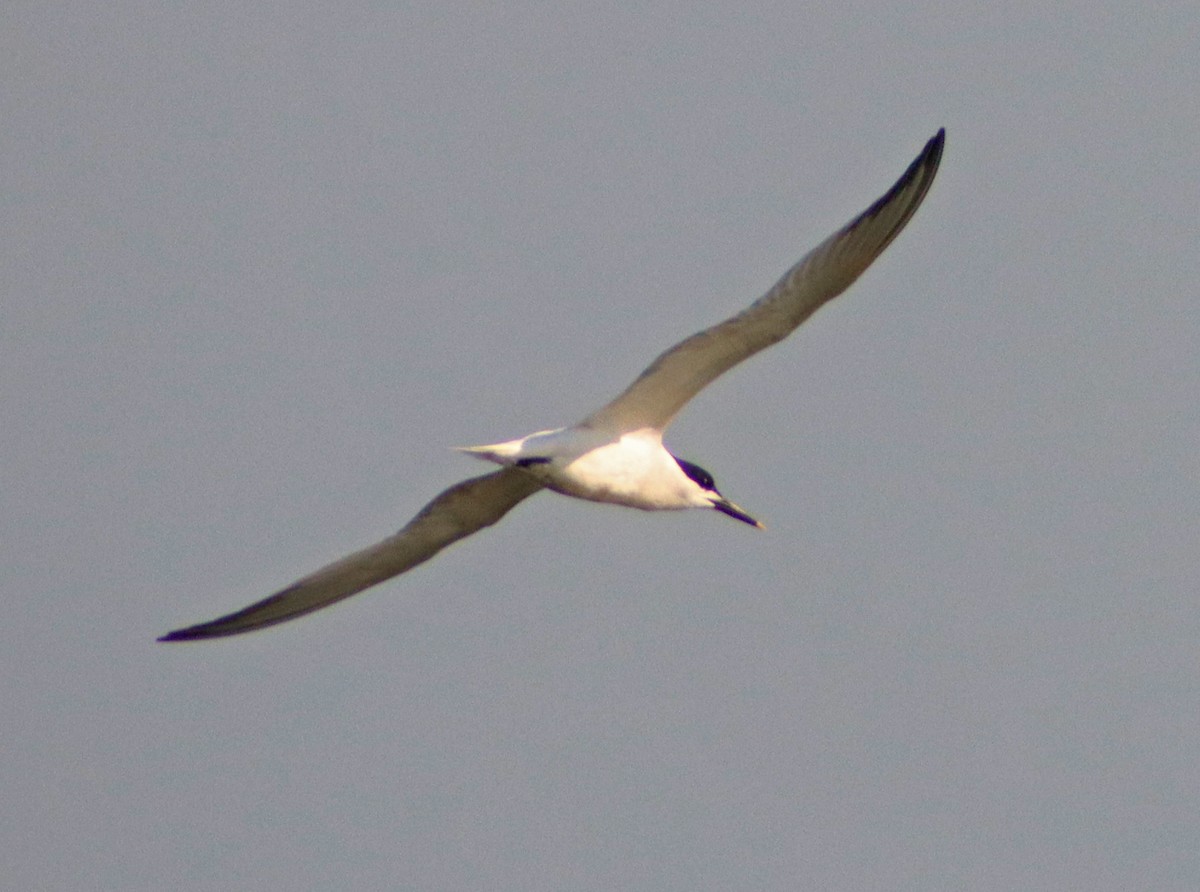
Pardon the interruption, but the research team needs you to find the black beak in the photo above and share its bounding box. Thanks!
[712,496,765,529]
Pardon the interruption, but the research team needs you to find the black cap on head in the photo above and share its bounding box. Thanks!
[673,456,717,492]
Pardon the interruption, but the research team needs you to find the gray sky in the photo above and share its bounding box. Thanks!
[4,2,1198,889]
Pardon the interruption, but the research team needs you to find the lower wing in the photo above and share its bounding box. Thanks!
[158,468,544,641]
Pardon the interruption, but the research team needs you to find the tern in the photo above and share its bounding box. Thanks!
[159,128,944,641]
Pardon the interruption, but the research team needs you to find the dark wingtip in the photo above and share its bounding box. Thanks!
[157,627,205,643]
[904,127,945,191]
[922,129,946,177]
[844,127,946,257]
[929,128,946,160]
[156,613,260,642]
[157,618,260,642]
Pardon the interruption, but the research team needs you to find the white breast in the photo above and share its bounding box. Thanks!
[541,429,698,511]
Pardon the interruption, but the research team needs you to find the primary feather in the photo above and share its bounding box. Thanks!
[158,469,542,640]
[583,129,944,433]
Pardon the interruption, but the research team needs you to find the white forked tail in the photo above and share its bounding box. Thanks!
[454,440,526,464]
[454,428,565,464]
[456,427,585,466]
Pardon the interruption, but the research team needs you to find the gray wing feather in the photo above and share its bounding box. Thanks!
[159,468,543,641]
[583,129,944,433]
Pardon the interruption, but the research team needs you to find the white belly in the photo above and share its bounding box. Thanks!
[538,431,694,511]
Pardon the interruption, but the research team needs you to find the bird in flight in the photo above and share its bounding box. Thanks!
[160,129,944,641]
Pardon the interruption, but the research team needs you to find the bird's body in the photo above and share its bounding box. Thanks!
[160,128,944,641]
[458,427,725,513]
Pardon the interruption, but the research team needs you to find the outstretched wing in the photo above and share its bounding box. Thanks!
[583,129,944,434]
[158,468,543,641]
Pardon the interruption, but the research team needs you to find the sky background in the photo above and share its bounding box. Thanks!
[4,2,1198,889]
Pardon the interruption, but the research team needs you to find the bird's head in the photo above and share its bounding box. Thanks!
[673,456,764,529]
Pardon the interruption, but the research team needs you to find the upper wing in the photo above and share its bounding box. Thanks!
[583,129,944,434]
[158,468,543,641]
